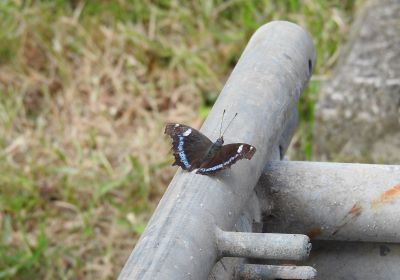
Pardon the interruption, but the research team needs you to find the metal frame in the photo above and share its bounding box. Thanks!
[118,20,400,280]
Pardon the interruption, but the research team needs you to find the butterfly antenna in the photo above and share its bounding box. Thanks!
[219,109,226,137]
[222,112,238,136]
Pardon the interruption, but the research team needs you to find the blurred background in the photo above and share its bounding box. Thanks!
[0,1,357,279]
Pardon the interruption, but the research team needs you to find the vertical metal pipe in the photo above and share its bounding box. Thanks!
[118,21,315,280]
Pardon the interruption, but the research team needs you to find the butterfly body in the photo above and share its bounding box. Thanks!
[201,136,223,162]
[165,123,256,175]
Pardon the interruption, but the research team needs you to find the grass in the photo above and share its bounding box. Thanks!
[0,0,355,279]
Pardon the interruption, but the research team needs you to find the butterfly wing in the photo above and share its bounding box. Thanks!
[196,143,256,175]
[165,123,213,171]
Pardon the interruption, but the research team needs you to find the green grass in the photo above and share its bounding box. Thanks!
[0,0,355,278]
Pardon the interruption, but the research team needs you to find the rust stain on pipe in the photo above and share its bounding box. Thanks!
[371,184,400,209]
[332,202,362,236]
[348,202,362,216]
[307,227,322,240]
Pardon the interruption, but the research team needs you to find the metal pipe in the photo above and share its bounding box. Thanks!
[209,192,262,280]
[216,229,311,260]
[278,107,298,159]
[236,264,317,279]
[305,241,400,279]
[263,161,400,243]
[118,21,315,280]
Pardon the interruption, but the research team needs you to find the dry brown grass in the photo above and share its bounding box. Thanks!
[0,1,355,279]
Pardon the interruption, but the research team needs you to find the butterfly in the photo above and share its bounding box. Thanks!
[165,111,256,175]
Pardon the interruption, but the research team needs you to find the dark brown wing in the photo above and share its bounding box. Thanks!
[165,123,213,171]
[196,143,256,175]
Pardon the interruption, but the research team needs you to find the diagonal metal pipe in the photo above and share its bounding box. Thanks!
[118,21,315,280]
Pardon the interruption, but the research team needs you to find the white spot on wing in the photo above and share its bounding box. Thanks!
[183,128,192,136]
[250,146,254,150]
[175,124,179,127]
[238,145,243,153]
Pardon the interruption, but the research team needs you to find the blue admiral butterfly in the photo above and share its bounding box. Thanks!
[165,111,256,175]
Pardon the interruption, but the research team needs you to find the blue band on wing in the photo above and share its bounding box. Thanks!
[178,136,191,168]
[198,153,240,173]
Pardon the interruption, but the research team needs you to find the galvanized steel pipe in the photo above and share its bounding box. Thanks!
[118,21,315,280]
[237,264,317,279]
[263,161,400,243]
[216,229,311,260]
